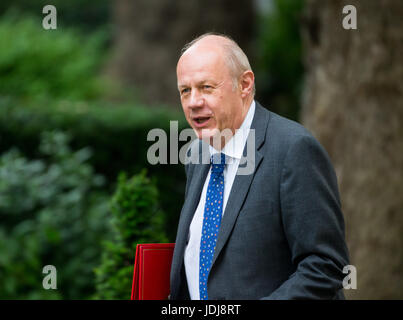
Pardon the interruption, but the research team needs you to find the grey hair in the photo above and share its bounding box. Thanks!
[180,32,255,96]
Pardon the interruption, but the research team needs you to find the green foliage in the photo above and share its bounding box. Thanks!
[0,0,110,31]
[255,0,305,121]
[0,12,107,100]
[0,131,111,299]
[0,97,188,242]
[94,170,168,299]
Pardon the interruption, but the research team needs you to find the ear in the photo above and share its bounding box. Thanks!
[239,70,255,98]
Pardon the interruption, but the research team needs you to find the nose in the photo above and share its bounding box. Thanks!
[188,89,204,109]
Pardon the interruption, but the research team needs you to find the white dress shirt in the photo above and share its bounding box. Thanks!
[184,100,256,300]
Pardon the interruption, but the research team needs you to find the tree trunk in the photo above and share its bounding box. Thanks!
[301,0,403,299]
[107,0,255,107]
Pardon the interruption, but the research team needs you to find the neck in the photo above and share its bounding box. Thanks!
[241,95,253,123]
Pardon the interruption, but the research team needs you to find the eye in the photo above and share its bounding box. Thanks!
[180,88,190,95]
[203,85,212,90]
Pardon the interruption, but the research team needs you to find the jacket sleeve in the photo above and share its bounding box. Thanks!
[262,135,350,299]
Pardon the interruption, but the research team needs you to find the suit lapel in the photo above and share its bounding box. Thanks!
[211,102,269,268]
[179,161,209,249]
[171,140,210,291]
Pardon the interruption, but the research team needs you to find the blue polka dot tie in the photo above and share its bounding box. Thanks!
[199,153,226,300]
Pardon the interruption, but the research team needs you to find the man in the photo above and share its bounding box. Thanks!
[170,33,350,300]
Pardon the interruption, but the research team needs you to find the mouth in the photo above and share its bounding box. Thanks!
[192,116,211,128]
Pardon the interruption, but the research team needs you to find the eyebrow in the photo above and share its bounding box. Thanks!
[178,80,214,89]
[178,84,187,89]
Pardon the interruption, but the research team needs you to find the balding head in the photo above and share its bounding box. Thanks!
[179,33,255,95]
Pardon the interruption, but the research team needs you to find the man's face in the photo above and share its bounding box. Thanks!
[177,44,245,145]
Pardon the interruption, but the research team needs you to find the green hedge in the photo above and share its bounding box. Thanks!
[0,12,106,101]
[0,11,190,251]
[0,131,111,299]
[0,0,110,31]
[94,170,168,299]
[0,97,189,241]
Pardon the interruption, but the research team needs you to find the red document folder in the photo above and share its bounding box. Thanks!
[131,243,175,300]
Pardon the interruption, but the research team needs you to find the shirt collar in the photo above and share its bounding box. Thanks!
[209,100,256,161]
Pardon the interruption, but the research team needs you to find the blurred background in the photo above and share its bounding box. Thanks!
[0,0,402,299]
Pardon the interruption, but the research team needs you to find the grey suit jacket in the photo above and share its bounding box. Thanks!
[170,102,350,300]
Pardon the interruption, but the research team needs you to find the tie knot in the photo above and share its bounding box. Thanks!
[211,153,226,174]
